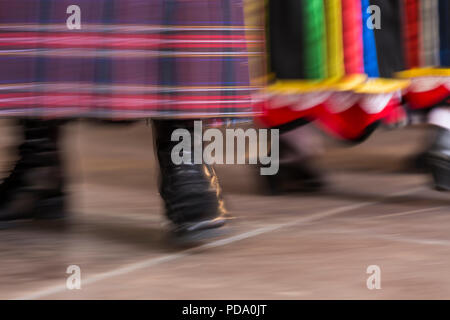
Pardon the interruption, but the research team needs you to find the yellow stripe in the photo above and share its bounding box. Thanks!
[265,75,412,94]
[266,75,367,93]
[396,67,450,78]
[324,0,345,78]
[354,79,411,94]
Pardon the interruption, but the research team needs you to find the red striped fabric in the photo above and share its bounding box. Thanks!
[341,0,364,75]
[403,0,420,68]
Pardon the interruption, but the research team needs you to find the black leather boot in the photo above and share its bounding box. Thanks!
[427,127,450,191]
[153,120,227,241]
[0,119,66,223]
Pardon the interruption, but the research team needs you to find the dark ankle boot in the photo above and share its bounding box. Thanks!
[265,161,325,195]
[264,137,325,195]
[0,119,66,222]
[427,127,450,191]
[153,120,227,241]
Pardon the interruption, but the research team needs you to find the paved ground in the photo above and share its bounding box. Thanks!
[0,120,449,300]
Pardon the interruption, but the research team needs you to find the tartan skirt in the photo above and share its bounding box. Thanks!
[0,0,261,119]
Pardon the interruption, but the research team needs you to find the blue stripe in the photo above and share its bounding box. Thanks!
[361,0,379,77]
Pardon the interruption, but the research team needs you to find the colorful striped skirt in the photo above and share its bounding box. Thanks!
[260,0,450,141]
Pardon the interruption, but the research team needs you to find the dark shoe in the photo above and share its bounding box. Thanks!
[406,151,430,173]
[264,160,326,195]
[0,120,67,224]
[261,130,326,195]
[427,127,450,191]
[152,120,228,242]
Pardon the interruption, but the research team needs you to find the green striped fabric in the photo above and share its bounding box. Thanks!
[301,0,328,79]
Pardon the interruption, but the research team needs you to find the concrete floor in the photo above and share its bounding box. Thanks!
[0,120,449,300]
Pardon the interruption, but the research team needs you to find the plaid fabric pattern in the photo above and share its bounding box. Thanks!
[0,0,262,119]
